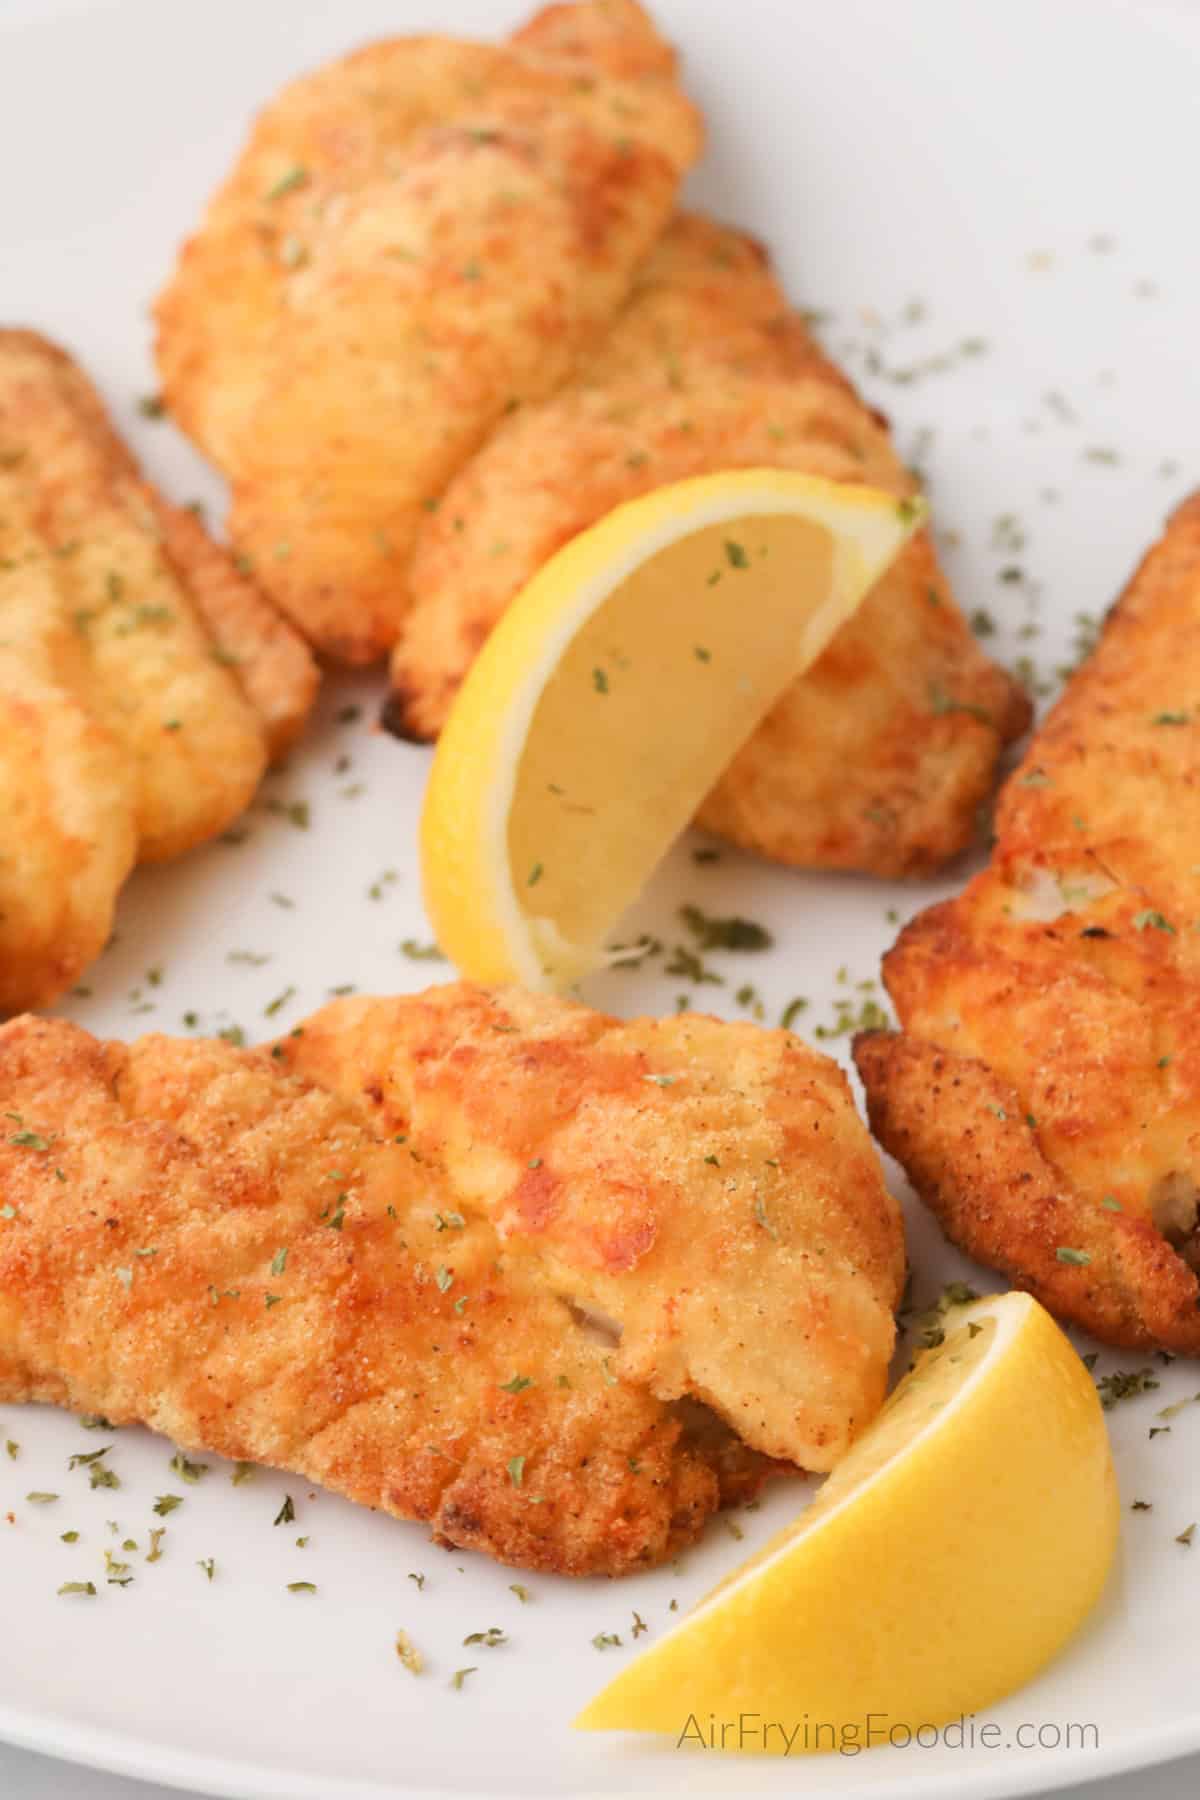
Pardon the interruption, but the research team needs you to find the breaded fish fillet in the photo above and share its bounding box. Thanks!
[154,0,702,663]
[856,496,1200,1351]
[386,215,1030,875]
[276,984,906,1465]
[0,986,904,1573]
[0,527,137,1019]
[0,331,317,1012]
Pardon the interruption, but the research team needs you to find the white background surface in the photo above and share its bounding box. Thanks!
[3,0,1200,1796]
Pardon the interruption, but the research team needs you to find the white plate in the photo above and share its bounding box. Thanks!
[2,0,1199,1795]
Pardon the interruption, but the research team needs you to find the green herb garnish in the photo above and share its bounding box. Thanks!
[265,164,308,201]
[68,1446,111,1470]
[169,1452,208,1484]
[753,1196,777,1241]
[680,905,771,952]
[400,939,445,961]
[1096,1368,1159,1410]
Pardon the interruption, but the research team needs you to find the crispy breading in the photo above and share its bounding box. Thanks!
[276,984,906,1467]
[9,331,317,762]
[147,497,318,760]
[0,1014,737,1576]
[0,502,137,1015]
[155,0,698,464]
[386,214,1030,875]
[855,496,1200,1350]
[0,986,903,1573]
[154,0,702,664]
[0,331,316,1011]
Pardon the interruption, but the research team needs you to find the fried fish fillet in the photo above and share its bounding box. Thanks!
[154,0,702,664]
[0,331,317,1013]
[386,214,1031,875]
[0,985,904,1573]
[855,496,1200,1351]
[276,984,906,1465]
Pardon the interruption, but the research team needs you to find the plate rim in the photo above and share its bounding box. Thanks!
[3,1694,1200,1800]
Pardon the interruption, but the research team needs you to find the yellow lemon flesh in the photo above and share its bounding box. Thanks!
[420,470,920,989]
[575,1291,1118,1753]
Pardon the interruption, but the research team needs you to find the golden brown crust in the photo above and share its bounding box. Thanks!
[274,984,906,1467]
[154,1,702,663]
[0,330,316,762]
[386,212,1030,874]
[147,495,318,760]
[855,496,1200,1348]
[0,983,903,1572]
[512,0,685,76]
[0,1010,751,1576]
[855,1032,1200,1351]
[0,520,137,1014]
[0,330,319,1012]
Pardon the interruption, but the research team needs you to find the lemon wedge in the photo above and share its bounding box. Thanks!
[575,1291,1118,1752]
[420,470,920,988]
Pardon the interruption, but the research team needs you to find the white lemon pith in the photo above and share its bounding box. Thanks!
[575,1291,1119,1752]
[420,470,919,989]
